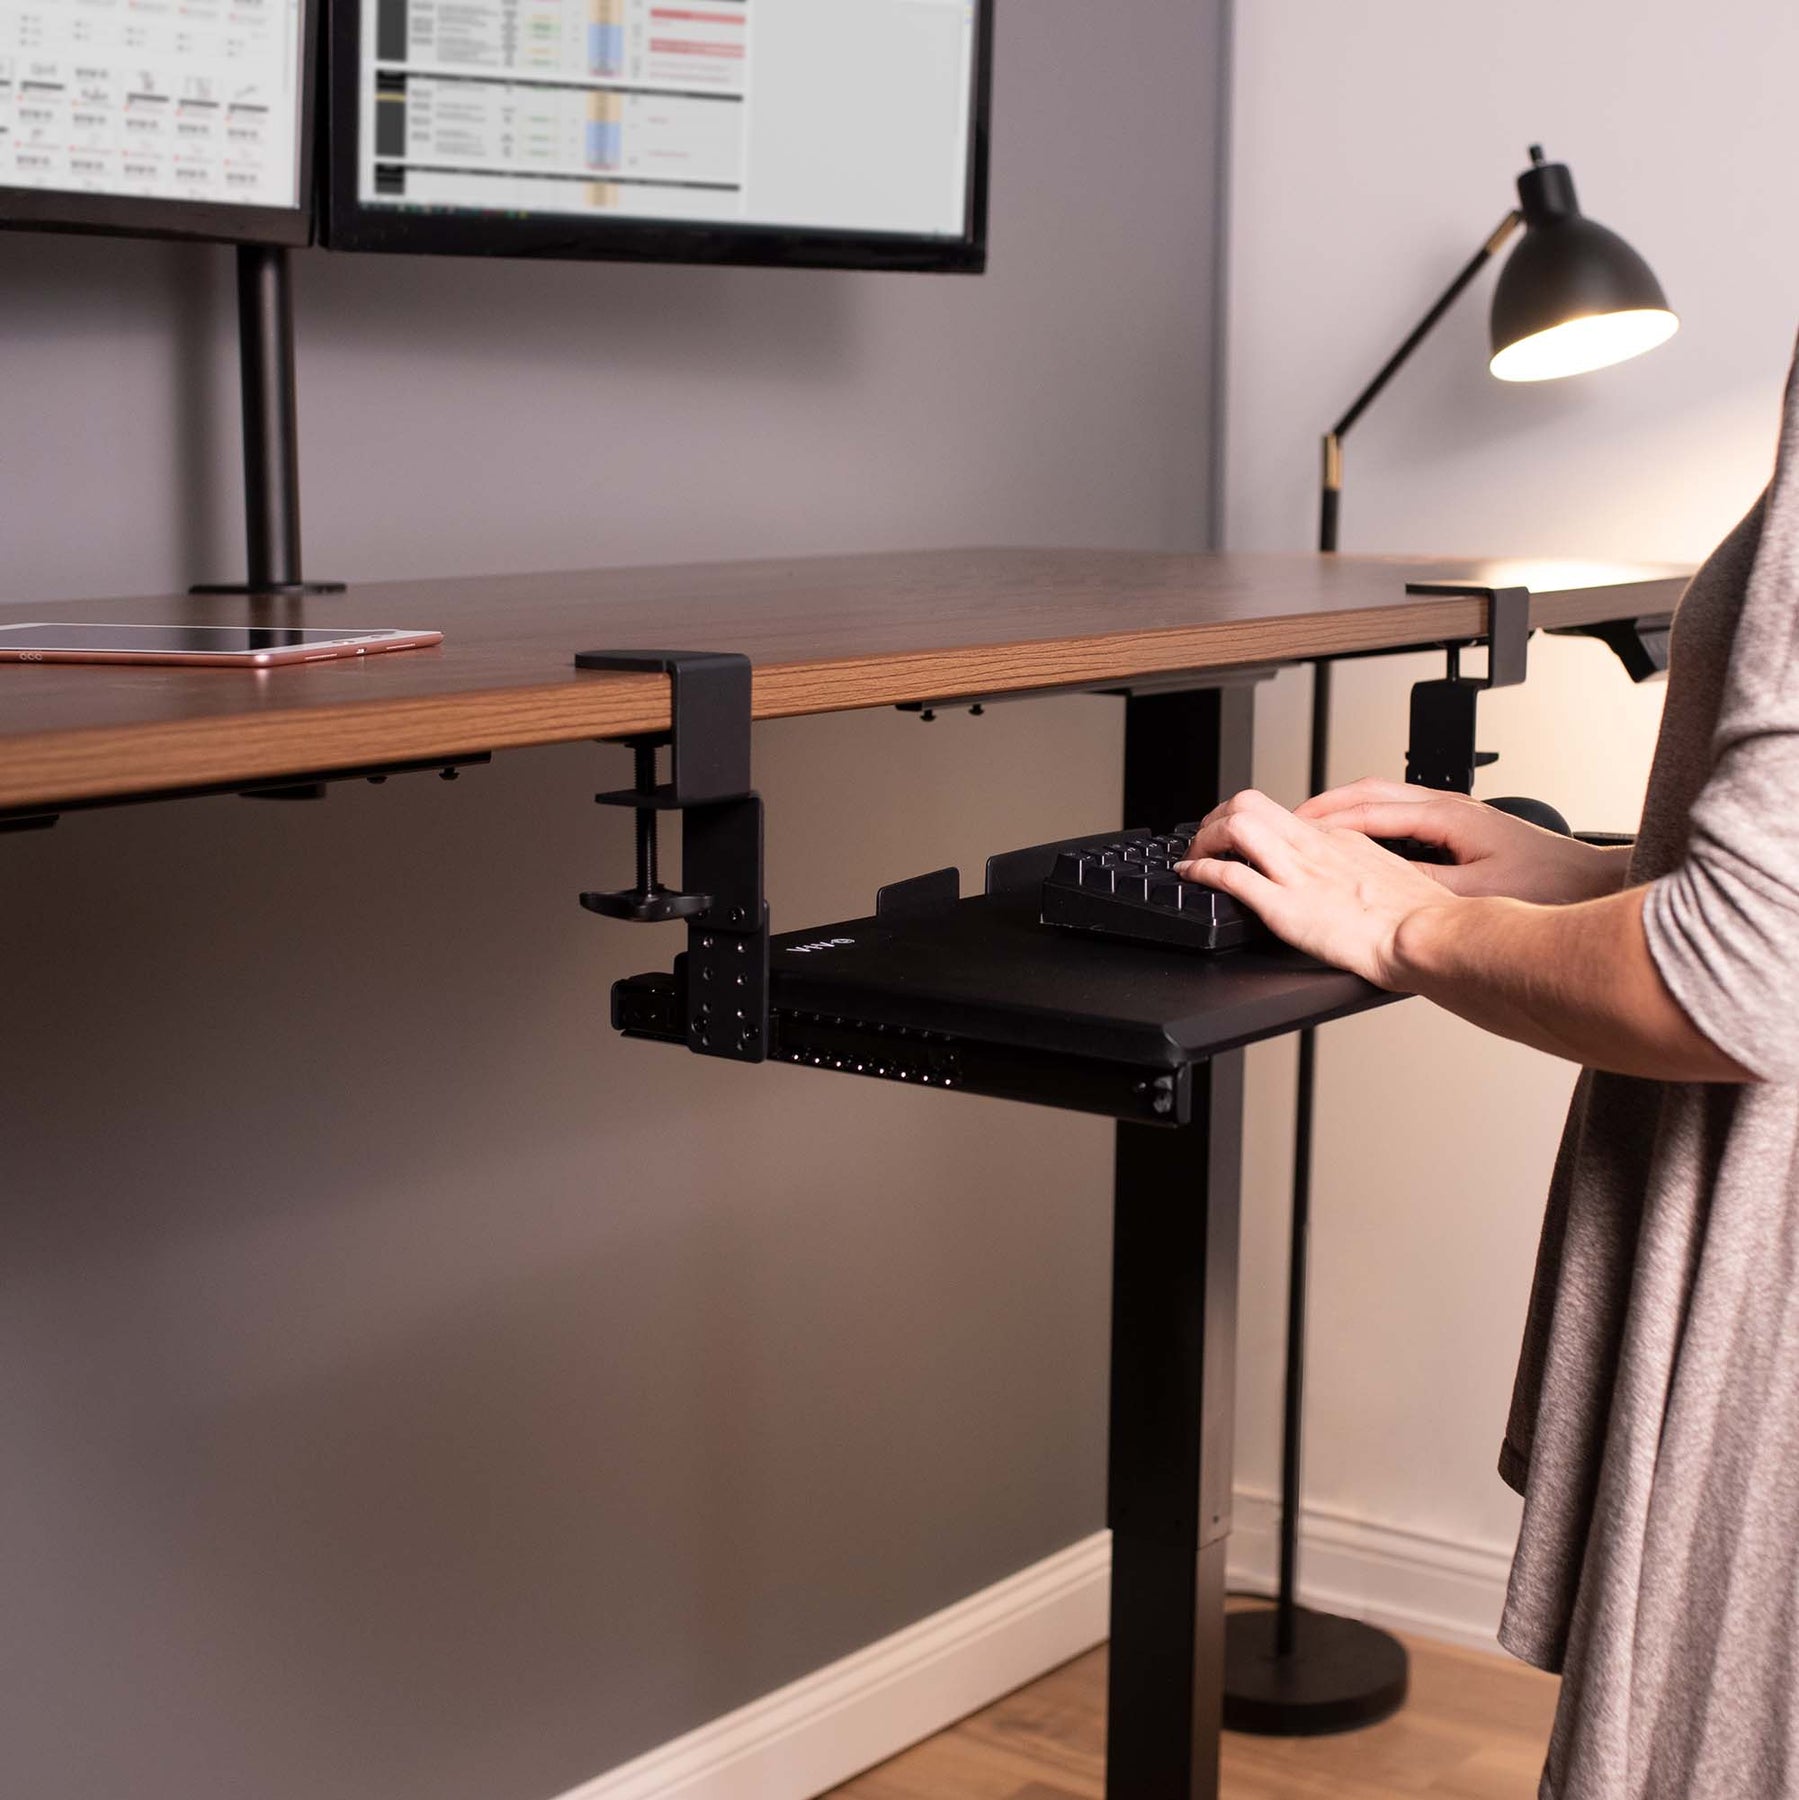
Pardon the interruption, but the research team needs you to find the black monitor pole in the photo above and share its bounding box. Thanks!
[192,244,344,598]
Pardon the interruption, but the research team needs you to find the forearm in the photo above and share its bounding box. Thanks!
[1181,789,1754,1080]
[1390,885,1753,1082]
[1581,843,1637,900]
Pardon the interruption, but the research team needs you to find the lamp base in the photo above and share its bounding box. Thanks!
[1223,1605,1408,1737]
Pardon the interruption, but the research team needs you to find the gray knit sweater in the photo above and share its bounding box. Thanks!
[1500,336,1799,1798]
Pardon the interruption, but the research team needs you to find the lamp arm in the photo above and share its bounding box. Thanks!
[1319,208,1522,552]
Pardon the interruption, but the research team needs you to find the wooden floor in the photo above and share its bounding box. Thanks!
[827,1622,1557,1800]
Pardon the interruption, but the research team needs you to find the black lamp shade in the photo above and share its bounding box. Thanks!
[1489,155,1676,381]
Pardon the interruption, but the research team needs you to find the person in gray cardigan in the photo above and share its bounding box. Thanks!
[1176,336,1799,1799]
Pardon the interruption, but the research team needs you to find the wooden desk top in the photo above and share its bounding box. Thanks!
[0,548,1689,812]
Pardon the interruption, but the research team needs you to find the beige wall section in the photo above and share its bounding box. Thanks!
[1226,2,1799,1574]
[0,5,1226,1798]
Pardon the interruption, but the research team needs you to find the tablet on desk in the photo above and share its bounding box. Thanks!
[0,624,443,667]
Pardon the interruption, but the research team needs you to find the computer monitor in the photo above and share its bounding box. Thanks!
[324,0,990,271]
[0,0,317,245]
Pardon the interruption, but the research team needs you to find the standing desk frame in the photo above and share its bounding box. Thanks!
[1109,680,1254,1795]
[0,549,1690,1799]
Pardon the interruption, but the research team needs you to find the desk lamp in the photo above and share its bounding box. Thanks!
[1228,145,1677,1738]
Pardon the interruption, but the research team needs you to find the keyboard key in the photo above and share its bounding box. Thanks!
[1039,829,1254,953]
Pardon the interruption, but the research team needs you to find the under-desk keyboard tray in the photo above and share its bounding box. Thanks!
[612,832,1400,1127]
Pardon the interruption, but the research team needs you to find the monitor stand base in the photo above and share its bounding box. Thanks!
[189,581,347,597]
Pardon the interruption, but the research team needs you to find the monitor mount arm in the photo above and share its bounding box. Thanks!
[192,245,344,600]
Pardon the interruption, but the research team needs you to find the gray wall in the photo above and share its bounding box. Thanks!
[0,6,1229,1796]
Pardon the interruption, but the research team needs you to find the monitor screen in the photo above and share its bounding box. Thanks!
[325,0,989,271]
[0,0,315,243]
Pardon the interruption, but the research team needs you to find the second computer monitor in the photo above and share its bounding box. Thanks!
[324,0,990,271]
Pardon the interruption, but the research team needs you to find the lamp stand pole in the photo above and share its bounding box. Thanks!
[1221,207,1520,1737]
[1319,207,1523,549]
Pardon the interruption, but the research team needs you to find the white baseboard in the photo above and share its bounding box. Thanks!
[560,1531,1111,1800]
[558,1498,1515,1800]
[1226,1488,1514,1653]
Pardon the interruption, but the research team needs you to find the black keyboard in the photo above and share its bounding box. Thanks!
[1040,826,1253,953]
[1040,825,1456,955]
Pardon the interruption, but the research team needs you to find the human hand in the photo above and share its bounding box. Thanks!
[1292,777,1626,905]
[1174,789,1459,989]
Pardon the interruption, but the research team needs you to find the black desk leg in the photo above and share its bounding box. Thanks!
[1107,684,1251,1800]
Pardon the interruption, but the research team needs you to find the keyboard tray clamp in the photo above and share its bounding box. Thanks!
[575,648,769,1063]
[1401,582,1530,793]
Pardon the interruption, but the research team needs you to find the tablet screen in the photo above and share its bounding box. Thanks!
[0,626,394,652]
